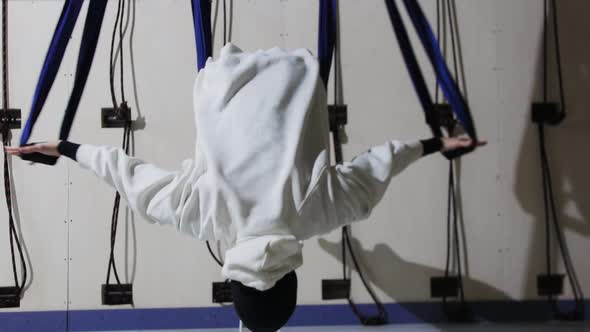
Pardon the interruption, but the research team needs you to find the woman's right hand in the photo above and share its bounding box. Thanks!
[4,141,62,157]
[441,137,487,153]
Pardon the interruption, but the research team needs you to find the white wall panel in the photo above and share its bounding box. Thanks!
[0,0,588,313]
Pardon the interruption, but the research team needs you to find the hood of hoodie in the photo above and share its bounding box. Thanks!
[191,44,328,290]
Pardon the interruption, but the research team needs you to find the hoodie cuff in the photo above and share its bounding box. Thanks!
[57,141,80,161]
[74,144,99,170]
[420,138,443,156]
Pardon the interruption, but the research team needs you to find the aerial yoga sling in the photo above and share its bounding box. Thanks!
[383,0,478,159]
[19,0,108,165]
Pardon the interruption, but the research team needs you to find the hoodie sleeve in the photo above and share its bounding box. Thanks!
[296,139,430,239]
[73,144,203,237]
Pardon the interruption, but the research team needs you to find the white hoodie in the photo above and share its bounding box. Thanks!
[75,44,424,291]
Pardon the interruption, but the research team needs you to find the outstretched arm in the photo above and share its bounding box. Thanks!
[296,137,484,239]
[7,141,204,237]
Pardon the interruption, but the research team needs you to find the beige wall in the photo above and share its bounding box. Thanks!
[0,0,588,312]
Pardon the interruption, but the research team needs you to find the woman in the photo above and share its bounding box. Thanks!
[7,44,484,332]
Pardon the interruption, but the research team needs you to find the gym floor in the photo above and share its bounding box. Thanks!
[89,322,590,332]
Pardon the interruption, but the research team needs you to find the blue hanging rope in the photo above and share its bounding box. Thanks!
[20,0,84,146]
[191,0,212,71]
[20,0,108,165]
[318,0,337,87]
[401,0,476,139]
[384,0,477,158]
[60,0,109,140]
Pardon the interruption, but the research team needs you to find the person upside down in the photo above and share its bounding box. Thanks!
[7,44,485,332]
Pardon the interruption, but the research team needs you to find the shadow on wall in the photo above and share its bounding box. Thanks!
[514,0,590,300]
[317,0,590,325]
[318,237,511,322]
[315,0,514,324]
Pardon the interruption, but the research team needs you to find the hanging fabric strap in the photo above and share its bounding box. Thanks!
[60,1,108,140]
[384,0,477,158]
[19,0,107,165]
[191,0,212,71]
[318,0,337,87]
[20,0,83,145]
